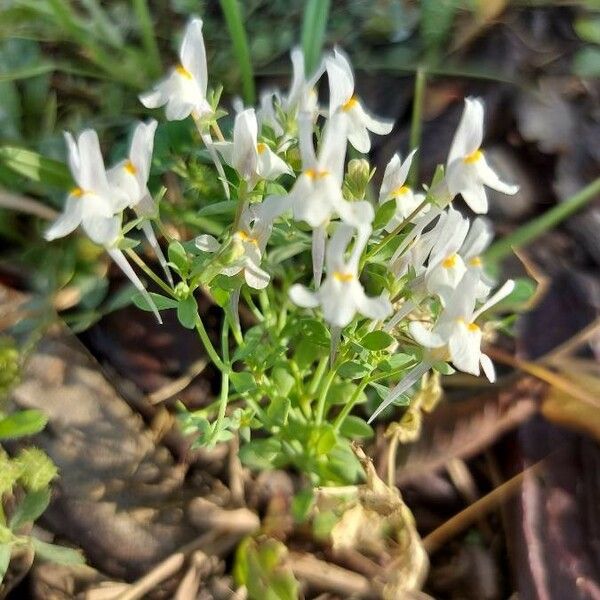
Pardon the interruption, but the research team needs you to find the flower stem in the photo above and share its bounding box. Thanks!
[195,318,226,373]
[485,176,600,261]
[125,248,174,297]
[361,197,429,269]
[214,319,231,434]
[333,378,368,431]
[315,367,337,425]
[408,66,427,188]
[308,355,329,397]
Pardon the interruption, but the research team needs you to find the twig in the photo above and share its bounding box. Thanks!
[187,498,259,534]
[118,553,186,600]
[288,552,378,599]
[542,315,600,364]
[148,358,208,404]
[228,435,246,506]
[423,457,547,555]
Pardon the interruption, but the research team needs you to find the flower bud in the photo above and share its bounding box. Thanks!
[344,158,373,200]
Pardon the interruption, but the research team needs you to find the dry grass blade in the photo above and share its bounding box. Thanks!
[148,358,208,404]
[487,347,600,409]
[423,456,548,555]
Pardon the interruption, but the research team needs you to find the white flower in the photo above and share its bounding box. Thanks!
[261,112,373,229]
[379,150,428,232]
[425,211,494,304]
[284,47,323,116]
[289,224,392,327]
[139,18,211,121]
[213,108,292,189]
[195,206,271,290]
[45,128,162,323]
[446,97,518,213]
[107,120,158,214]
[325,48,393,153]
[409,272,515,380]
[107,120,173,286]
[45,130,121,246]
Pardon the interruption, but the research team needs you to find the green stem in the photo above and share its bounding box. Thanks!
[133,0,162,77]
[361,197,429,269]
[219,0,256,104]
[408,66,427,188]
[195,319,226,373]
[214,319,230,433]
[125,248,174,297]
[485,177,600,261]
[315,367,337,425]
[333,379,368,431]
[308,355,329,397]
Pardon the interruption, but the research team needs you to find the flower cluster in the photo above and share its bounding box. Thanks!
[45,17,518,431]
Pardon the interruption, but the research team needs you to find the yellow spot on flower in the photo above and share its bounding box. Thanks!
[463,149,483,164]
[256,143,268,154]
[467,322,480,332]
[333,271,354,282]
[175,64,193,79]
[391,185,411,198]
[236,230,258,245]
[442,254,458,269]
[469,256,482,267]
[70,187,84,198]
[124,160,137,175]
[304,168,330,180]
[342,96,359,112]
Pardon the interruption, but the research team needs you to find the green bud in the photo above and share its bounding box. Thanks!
[15,448,57,492]
[344,159,374,200]
[0,450,21,496]
[173,281,190,301]
[0,338,20,396]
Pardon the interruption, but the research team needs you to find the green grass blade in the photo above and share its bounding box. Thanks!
[132,0,162,77]
[485,177,600,261]
[219,0,255,105]
[301,0,330,75]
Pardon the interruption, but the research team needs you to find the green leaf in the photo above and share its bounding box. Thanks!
[176,295,198,329]
[315,425,337,455]
[267,396,291,426]
[239,438,282,470]
[219,0,256,104]
[301,0,331,75]
[31,538,85,566]
[0,63,56,83]
[493,277,537,312]
[420,0,459,58]
[433,361,455,375]
[291,489,314,523]
[272,367,295,398]
[373,199,397,230]
[197,200,237,217]
[337,361,371,380]
[378,352,416,371]
[230,371,257,394]
[0,147,72,187]
[339,415,374,439]
[0,410,47,440]
[574,17,600,44]
[327,382,367,406]
[234,537,299,600]
[360,330,395,351]
[168,240,189,275]
[9,488,51,530]
[0,544,10,583]
[132,291,178,312]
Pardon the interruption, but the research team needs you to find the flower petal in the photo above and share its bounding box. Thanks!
[232,108,259,180]
[448,322,481,375]
[180,18,208,95]
[78,129,109,192]
[476,155,519,195]
[130,120,157,185]
[409,321,445,348]
[44,194,83,240]
[447,97,484,166]
[325,48,354,114]
[289,284,319,308]
[82,214,120,246]
[244,261,270,289]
